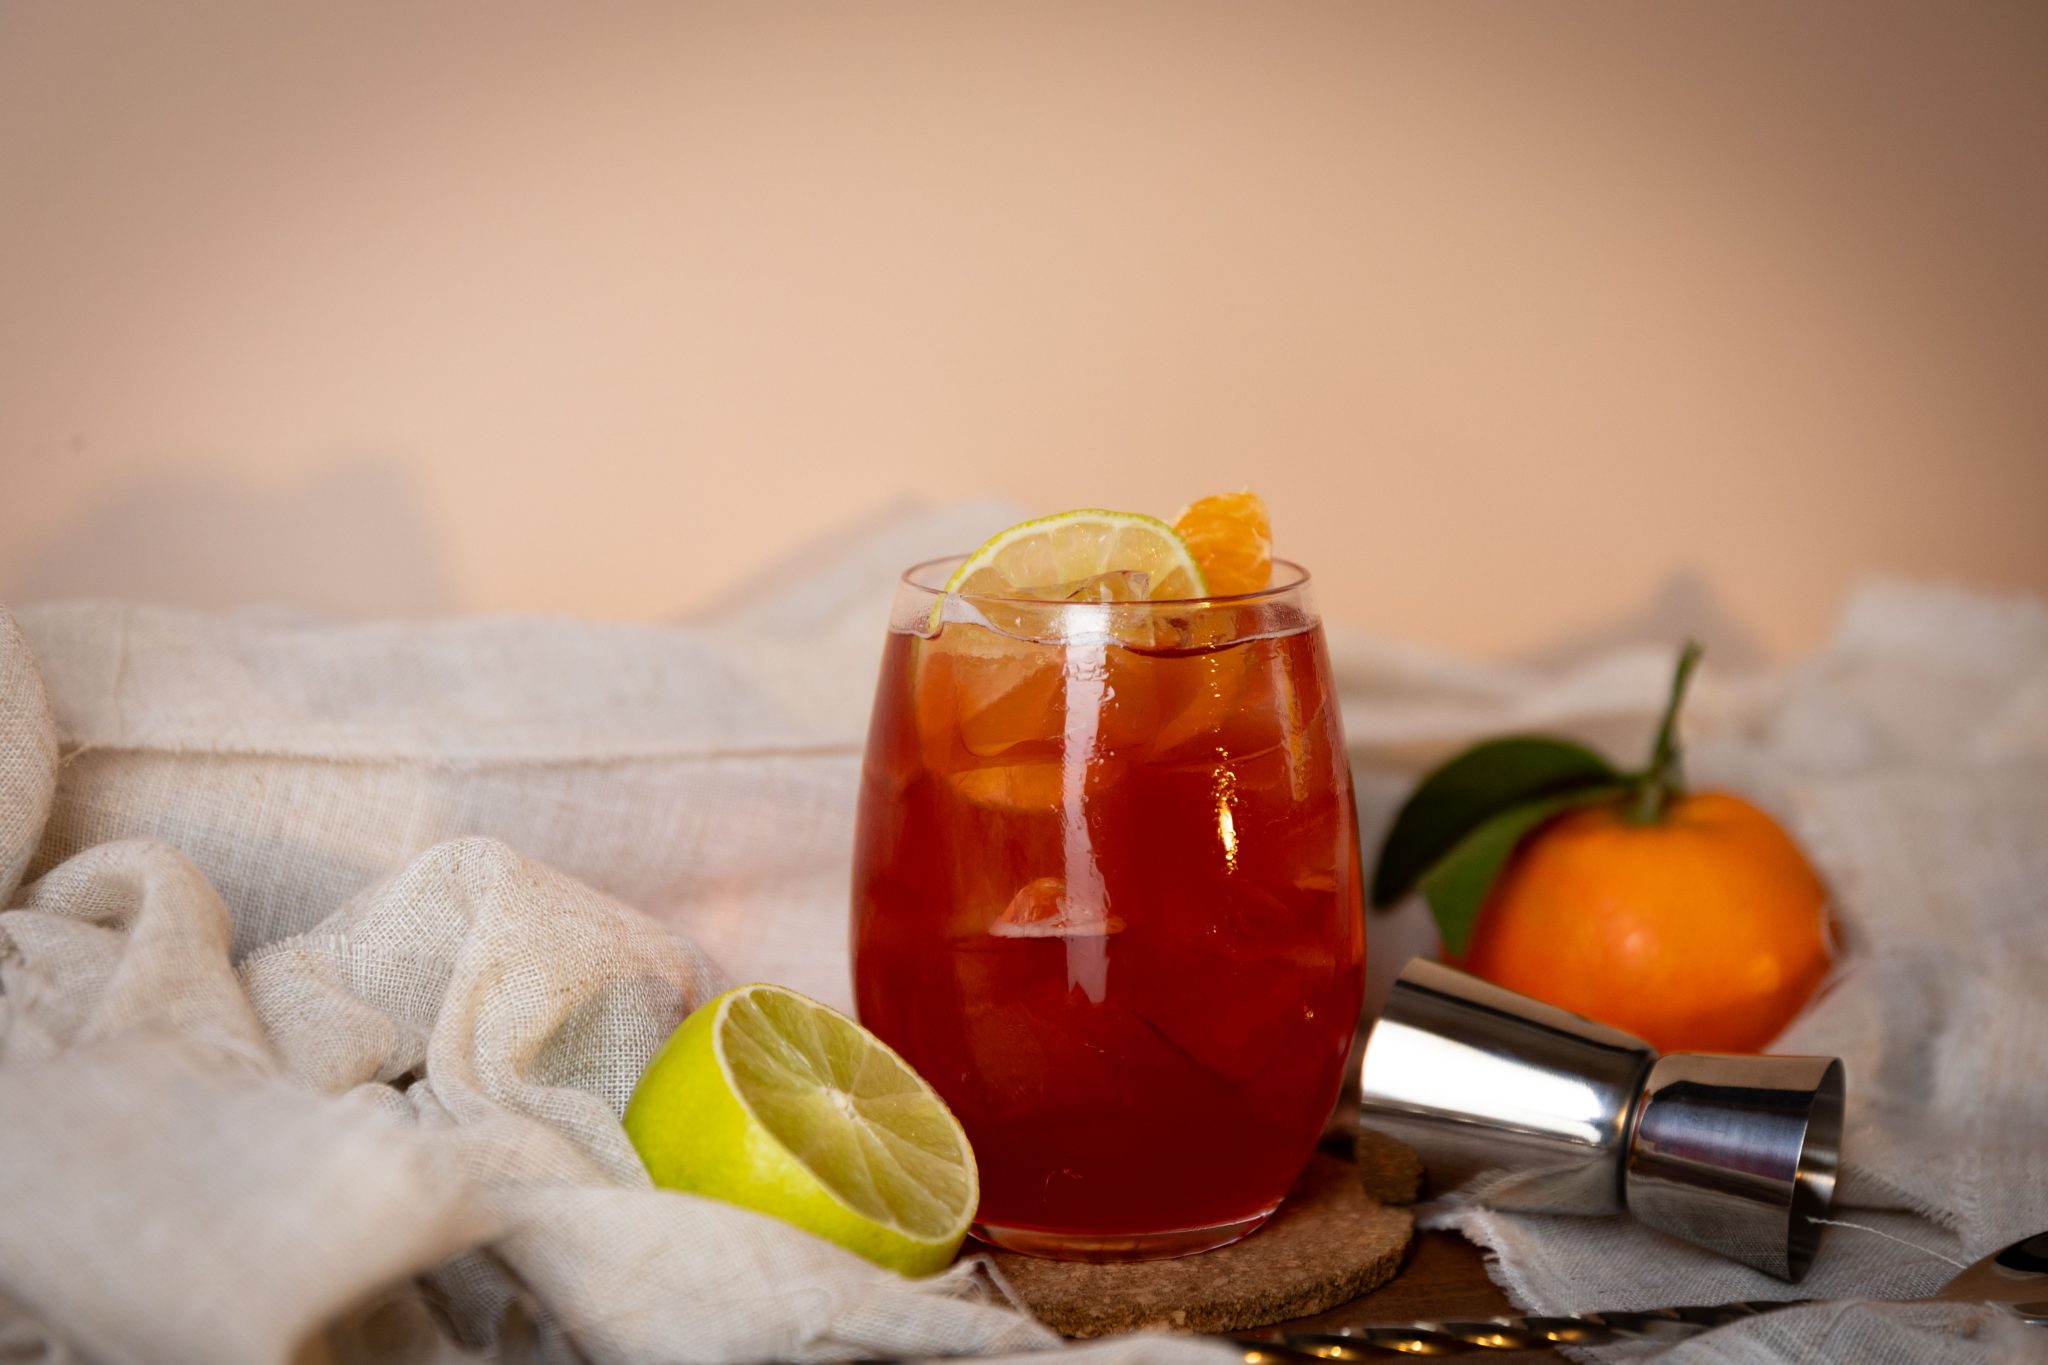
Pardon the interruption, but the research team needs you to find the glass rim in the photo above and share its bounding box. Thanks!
[898,554,1313,608]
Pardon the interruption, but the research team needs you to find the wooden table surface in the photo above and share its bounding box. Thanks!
[1255,1229,1558,1361]
[1223,1053,1561,1362]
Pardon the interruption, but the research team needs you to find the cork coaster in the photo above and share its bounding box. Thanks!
[1354,1124,1424,1205]
[984,1154,1416,1338]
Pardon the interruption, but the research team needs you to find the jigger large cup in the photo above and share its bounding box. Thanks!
[1358,958,1844,1281]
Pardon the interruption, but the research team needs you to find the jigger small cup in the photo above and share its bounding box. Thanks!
[1358,958,1844,1281]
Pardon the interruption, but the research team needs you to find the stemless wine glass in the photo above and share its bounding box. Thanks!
[850,557,1365,1261]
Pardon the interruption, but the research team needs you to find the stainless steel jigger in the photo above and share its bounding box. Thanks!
[1358,958,1845,1281]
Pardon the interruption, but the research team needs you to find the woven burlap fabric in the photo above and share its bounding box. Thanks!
[0,827,1099,1364]
[0,505,1235,1365]
[3,501,2044,1362]
[0,606,57,903]
[11,502,1024,1001]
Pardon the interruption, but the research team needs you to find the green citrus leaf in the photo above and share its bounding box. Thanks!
[1370,736,1622,909]
[1420,785,1626,956]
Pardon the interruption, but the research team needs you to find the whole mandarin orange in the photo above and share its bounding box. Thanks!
[1458,790,1832,1053]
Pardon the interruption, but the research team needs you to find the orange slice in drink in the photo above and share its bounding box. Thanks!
[912,624,1067,808]
[1173,492,1272,597]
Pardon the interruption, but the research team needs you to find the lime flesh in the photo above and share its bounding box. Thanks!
[946,509,1208,602]
[622,984,977,1277]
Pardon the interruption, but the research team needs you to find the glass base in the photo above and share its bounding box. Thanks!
[971,1204,1280,1262]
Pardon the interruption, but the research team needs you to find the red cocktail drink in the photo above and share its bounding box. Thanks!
[851,561,1364,1260]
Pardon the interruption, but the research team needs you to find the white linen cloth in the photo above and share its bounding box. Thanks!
[2,503,2043,1362]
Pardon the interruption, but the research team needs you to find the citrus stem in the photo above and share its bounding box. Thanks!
[1629,639,1703,826]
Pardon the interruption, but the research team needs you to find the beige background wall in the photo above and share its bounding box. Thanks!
[3,2,2044,659]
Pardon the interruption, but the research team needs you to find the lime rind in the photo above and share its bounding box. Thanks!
[944,508,1208,599]
[927,508,1209,635]
[713,984,976,1246]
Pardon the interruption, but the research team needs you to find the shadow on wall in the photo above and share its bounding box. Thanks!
[7,458,451,616]
[1515,569,1771,673]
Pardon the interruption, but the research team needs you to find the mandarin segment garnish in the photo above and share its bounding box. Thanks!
[1173,491,1273,597]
